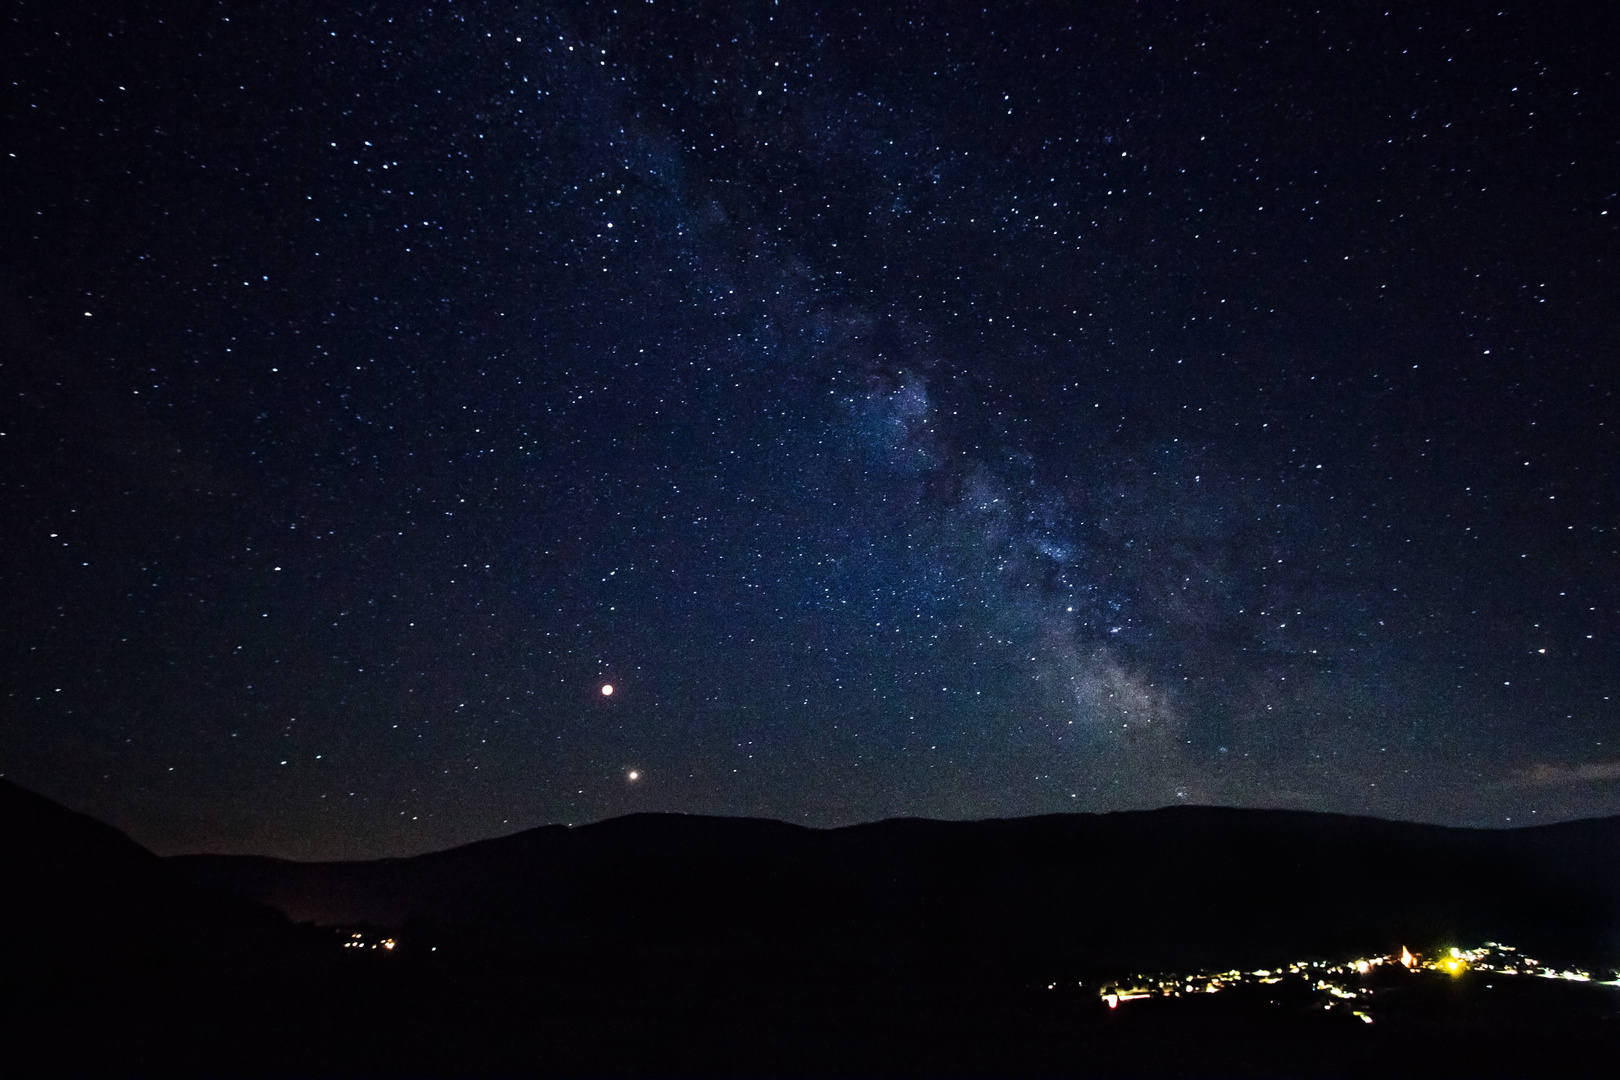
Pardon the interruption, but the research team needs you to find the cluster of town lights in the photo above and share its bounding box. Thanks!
[342,932,396,951]
[1097,943,1609,1023]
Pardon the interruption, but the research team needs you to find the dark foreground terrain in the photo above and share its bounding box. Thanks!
[5,778,1620,1076]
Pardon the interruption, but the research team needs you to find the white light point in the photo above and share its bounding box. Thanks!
[601,684,613,696]
[627,770,639,781]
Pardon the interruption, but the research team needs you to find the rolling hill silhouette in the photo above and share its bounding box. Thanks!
[0,778,303,967]
[172,805,1620,975]
[7,778,1620,1076]
[0,779,328,1076]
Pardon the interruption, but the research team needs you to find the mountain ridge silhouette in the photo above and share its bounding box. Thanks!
[0,777,304,967]
[168,802,1620,973]
[8,779,1620,1076]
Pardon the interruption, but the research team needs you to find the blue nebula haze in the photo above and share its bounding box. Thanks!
[3,3,1615,857]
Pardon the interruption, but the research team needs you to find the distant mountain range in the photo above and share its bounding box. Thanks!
[7,774,1616,976]
[8,778,1620,1075]
[170,801,1620,975]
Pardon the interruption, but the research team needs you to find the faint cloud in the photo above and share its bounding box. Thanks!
[1510,761,1620,787]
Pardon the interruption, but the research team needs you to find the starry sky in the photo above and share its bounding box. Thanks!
[3,3,1617,859]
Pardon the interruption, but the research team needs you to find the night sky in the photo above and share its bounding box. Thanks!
[4,3,1616,860]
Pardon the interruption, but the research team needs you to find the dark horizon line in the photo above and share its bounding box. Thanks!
[152,796,1620,867]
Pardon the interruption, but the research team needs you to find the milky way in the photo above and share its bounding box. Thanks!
[3,4,1616,857]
